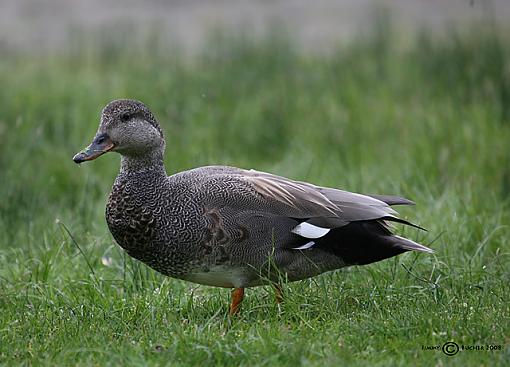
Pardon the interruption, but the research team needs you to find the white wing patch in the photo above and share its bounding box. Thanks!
[292,241,315,250]
[291,222,330,239]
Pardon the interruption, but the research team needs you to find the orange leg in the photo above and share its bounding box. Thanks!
[229,288,245,315]
[274,283,284,304]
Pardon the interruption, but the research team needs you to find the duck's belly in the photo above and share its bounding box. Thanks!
[181,265,264,288]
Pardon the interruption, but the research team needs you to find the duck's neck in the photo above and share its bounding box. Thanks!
[120,150,167,177]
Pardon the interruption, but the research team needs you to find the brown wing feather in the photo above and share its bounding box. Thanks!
[244,169,340,216]
[190,166,419,230]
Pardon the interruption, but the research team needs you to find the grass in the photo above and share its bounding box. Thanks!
[1,22,510,366]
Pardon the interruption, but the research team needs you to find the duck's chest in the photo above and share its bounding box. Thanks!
[104,177,208,273]
[105,180,161,259]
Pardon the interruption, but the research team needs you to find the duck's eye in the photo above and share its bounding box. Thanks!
[120,113,130,122]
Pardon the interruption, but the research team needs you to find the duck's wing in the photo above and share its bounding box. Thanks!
[192,166,433,264]
[236,169,433,256]
[197,166,419,230]
[244,169,415,225]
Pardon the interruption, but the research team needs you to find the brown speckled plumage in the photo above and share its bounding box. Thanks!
[74,99,433,312]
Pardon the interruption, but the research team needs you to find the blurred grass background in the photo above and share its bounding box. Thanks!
[0,17,509,366]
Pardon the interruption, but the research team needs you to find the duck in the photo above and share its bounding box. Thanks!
[73,99,433,315]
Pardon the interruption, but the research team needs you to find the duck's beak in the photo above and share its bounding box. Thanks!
[73,133,115,164]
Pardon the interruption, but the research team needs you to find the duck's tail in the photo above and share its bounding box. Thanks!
[312,220,433,266]
[392,235,434,254]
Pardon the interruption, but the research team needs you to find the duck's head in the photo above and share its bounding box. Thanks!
[73,99,164,164]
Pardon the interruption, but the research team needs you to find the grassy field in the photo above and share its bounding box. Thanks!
[1,23,509,366]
